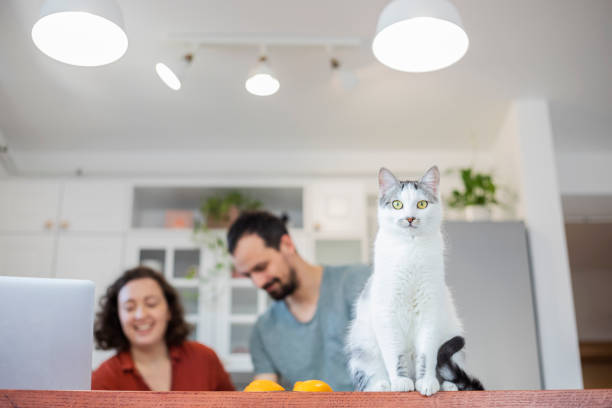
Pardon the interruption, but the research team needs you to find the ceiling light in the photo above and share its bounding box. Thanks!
[31,0,128,67]
[330,58,359,91]
[372,0,469,72]
[155,54,193,91]
[245,56,280,96]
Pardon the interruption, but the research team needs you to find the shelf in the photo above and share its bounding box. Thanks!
[132,186,303,229]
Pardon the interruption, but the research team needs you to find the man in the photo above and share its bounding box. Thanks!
[227,211,371,391]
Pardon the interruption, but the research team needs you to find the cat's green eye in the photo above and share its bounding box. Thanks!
[417,200,428,209]
[392,200,403,210]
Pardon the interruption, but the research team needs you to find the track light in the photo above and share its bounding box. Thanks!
[155,54,194,91]
[372,0,469,72]
[31,0,128,67]
[245,56,280,96]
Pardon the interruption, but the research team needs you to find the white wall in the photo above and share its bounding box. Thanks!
[494,100,583,389]
[556,152,612,195]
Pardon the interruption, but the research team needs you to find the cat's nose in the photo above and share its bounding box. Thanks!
[406,217,415,223]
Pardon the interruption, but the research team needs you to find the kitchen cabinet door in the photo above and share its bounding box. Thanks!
[60,182,130,232]
[0,234,55,277]
[55,234,124,302]
[0,181,61,232]
[306,182,366,235]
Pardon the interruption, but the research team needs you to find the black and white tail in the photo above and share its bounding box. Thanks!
[436,336,484,391]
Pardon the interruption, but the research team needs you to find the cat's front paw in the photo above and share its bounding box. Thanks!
[390,376,414,392]
[366,379,391,392]
[416,377,440,396]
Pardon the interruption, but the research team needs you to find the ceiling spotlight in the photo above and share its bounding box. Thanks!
[155,54,194,91]
[245,56,280,96]
[372,0,469,72]
[330,58,359,91]
[31,0,128,67]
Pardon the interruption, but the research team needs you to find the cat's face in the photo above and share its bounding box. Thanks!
[377,166,442,236]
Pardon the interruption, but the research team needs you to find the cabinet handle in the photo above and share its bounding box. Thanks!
[60,220,69,230]
[44,220,54,230]
[313,222,321,232]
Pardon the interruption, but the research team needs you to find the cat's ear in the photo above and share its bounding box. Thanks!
[378,167,399,195]
[420,165,440,195]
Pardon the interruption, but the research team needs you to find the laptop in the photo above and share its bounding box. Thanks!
[0,276,95,390]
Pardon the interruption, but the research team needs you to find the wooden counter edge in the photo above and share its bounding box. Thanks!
[2,389,611,408]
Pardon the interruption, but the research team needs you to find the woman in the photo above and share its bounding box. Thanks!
[92,266,235,391]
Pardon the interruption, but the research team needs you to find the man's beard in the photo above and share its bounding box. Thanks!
[264,268,298,300]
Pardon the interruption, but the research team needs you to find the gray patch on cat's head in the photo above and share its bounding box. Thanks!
[405,180,439,203]
[379,179,438,207]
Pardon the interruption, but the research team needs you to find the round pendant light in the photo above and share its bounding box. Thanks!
[372,0,469,72]
[245,56,280,96]
[31,0,128,67]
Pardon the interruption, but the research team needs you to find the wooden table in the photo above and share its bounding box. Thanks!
[2,389,612,407]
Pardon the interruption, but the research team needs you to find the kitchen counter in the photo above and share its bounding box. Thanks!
[2,389,611,407]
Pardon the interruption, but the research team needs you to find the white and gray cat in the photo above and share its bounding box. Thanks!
[346,166,482,395]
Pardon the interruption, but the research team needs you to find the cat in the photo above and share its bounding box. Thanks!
[346,166,480,396]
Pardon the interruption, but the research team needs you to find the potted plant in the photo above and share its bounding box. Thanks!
[200,191,262,228]
[446,168,498,221]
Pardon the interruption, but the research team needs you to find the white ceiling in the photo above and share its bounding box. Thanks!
[0,0,611,153]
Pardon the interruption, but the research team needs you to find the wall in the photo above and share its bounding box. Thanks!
[491,100,583,389]
[556,152,612,195]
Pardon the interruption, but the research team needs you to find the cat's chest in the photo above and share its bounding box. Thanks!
[375,239,440,270]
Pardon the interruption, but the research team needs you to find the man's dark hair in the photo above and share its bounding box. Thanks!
[227,211,289,254]
[94,266,192,351]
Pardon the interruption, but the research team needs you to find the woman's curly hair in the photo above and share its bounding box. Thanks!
[94,266,192,351]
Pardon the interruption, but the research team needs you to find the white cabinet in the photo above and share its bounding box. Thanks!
[306,182,366,235]
[60,182,130,232]
[0,234,55,277]
[0,180,129,282]
[0,180,129,233]
[55,235,125,301]
[0,181,61,232]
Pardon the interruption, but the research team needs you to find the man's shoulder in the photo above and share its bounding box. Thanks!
[323,264,372,303]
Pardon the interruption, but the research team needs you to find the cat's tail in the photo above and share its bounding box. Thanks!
[437,336,485,391]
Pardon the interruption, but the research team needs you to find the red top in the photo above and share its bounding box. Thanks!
[91,341,235,391]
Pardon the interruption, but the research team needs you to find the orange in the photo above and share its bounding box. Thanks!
[243,379,285,392]
[293,379,333,392]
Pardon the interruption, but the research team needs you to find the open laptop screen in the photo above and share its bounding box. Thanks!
[0,276,94,390]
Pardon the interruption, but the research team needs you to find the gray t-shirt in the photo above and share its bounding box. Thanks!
[249,264,371,391]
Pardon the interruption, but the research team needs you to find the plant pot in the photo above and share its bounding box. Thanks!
[465,206,492,221]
